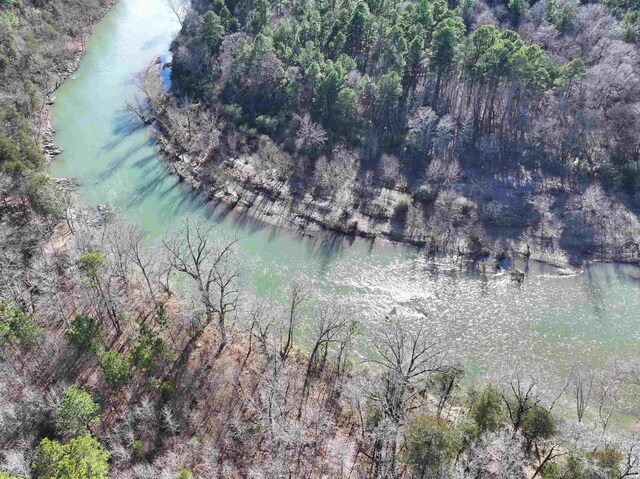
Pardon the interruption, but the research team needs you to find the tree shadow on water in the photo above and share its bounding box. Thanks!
[97,141,153,181]
[98,108,147,152]
[126,170,176,208]
[131,152,159,172]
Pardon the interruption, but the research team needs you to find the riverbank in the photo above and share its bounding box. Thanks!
[145,67,520,263]
[146,64,640,270]
[10,195,635,478]
[39,0,120,165]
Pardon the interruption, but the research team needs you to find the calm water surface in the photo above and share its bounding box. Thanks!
[49,0,640,381]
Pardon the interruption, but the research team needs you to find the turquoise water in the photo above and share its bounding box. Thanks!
[49,0,640,381]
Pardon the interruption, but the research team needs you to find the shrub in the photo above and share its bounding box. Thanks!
[413,185,437,205]
[132,345,153,370]
[541,454,587,479]
[555,2,576,32]
[587,448,624,476]
[132,324,172,371]
[365,401,383,430]
[621,166,638,192]
[78,252,107,280]
[456,418,480,446]
[0,11,17,31]
[154,305,169,330]
[158,379,177,402]
[177,470,192,479]
[24,144,45,169]
[222,103,242,125]
[0,300,42,350]
[0,136,19,165]
[255,115,277,134]
[393,199,409,219]
[131,440,145,461]
[2,158,27,176]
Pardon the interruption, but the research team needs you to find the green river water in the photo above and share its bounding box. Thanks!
[49,0,640,381]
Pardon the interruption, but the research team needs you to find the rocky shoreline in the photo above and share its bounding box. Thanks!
[44,43,637,276]
[152,123,425,243]
[32,25,575,276]
[147,72,565,272]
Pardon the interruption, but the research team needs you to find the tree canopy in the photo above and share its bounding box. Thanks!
[55,386,101,437]
[32,436,110,479]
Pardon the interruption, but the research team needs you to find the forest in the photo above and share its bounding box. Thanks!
[0,0,639,477]
[155,0,640,264]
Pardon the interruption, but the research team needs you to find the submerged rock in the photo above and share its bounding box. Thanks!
[510,269,525,283]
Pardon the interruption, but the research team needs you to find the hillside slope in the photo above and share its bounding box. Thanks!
[156,0,640,265]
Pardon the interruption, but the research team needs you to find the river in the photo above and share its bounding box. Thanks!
[49,0,640,383]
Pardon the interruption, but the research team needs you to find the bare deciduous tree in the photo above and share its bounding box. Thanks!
[569,363,594,423]
[298,304,351,416]
[243,295,280,372]
[163,219,238,359]
[617,435,640,479]
[366,312,445,476]
[463,430,527,479]
[498,364,562,432]
[279,279,308,365]
[621,355,640,389]
[163,0,189,27]
[426,157,461,188]
[430,363,465,418]
[125,95,153,125]
[295,114,327,151]
[594,368,621,443]
[122,224,159,309]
